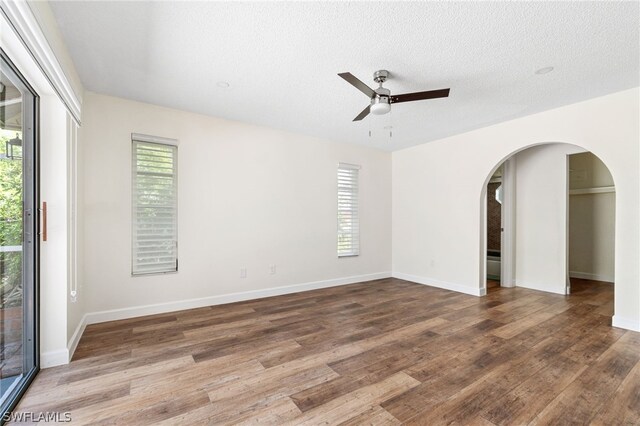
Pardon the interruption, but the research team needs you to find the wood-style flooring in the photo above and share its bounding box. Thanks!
[12,278,640,425]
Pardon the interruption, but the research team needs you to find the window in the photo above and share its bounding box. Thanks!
[337,163,360,257]
[132,134,178,275]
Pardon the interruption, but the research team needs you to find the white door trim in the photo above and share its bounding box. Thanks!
[565,155,571,294]
[500,158,516,287]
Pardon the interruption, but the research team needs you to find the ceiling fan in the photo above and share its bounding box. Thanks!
[338,70,450,121]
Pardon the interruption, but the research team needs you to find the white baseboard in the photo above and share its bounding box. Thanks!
[612,315,640,332]
[40,349,69,368]
[85,272,391,325]
[514,282,566,295]
[569,271,614,283]
[392,272,483,296]
[67,314,88,361]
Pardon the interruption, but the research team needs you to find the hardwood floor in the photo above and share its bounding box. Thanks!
[12,278,640,425]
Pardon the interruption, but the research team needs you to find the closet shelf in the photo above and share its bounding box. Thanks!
[569,186,615,195]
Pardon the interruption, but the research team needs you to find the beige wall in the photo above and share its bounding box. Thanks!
[569,152,615,282]
[80,92,392,316]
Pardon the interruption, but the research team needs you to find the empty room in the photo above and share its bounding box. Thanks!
[0,0,638,424]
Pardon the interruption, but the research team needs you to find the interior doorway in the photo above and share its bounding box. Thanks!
[567,152,615,300]
[486,166,503,290]
[483,157,515,294]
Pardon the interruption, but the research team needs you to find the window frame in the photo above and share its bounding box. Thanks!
[131,134,178,276]
[337,162,360,258]
[0,47,40,419]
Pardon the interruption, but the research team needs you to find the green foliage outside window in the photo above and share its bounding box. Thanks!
[0,131,23,308]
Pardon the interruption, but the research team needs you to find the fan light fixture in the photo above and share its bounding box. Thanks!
[370,97,391,115]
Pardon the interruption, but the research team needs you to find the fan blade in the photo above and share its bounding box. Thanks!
[338,72,376,99]
[390,88,450,104]
[353,105,370,121]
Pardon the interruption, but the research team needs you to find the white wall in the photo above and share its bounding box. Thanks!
[513,143,583,294]
[569,152,615,282]
[393,88,640,330]
[80,92,391,318]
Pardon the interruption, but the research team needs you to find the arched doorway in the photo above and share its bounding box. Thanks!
[479,143,616,319]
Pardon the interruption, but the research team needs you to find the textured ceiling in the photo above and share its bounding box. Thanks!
[49,1,639,151]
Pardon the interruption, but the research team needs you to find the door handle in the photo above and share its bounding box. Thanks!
[39,202,47,242]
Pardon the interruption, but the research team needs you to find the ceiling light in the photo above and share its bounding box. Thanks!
[370,96,391,115]
[535,66,554,75]
[216,81,230,88]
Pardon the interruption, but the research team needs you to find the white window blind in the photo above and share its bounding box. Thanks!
[337,163,360,257]
[132,135,178,275]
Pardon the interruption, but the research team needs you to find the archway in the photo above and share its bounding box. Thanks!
[478,143,616,319]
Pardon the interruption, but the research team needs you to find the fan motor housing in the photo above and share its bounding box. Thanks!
[373,86,391,106]
[371,95,390,106]
[375,86,390,96]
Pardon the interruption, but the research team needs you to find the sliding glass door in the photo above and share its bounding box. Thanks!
[0,49,38,417]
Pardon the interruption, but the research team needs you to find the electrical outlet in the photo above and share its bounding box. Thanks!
[269,264,276,275]
[240,268,247,278]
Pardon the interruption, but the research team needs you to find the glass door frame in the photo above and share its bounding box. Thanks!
[0,47,39,419]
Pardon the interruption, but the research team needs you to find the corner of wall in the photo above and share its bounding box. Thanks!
[40,349,69,369]
[66,313,87,362]
[612,315,640,332]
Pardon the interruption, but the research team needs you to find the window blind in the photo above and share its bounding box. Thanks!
[337,163,360,257]
[132,136,178,275]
